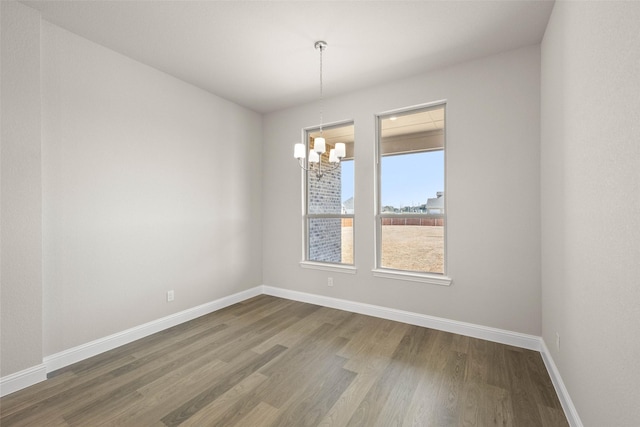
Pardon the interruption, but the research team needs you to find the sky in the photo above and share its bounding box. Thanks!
[341,151,444,207]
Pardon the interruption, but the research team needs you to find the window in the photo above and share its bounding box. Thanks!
[375,104,450,284]
[303,122,355,269]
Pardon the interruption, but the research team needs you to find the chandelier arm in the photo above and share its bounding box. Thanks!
[327,161,341,172]
[297,157,311,172]
[297,158,325,180]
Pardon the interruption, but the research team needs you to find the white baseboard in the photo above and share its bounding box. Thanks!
[540,340,584,427]
[261,285,541,351]
[0,364,47,397]
[43,286,262,373]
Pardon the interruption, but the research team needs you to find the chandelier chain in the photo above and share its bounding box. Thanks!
[293,41,344,181]
[319,43,324,134]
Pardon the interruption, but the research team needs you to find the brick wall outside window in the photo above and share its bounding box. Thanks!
[308,150,342,263]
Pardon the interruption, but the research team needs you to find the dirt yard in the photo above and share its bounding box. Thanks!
[342,225,444,273]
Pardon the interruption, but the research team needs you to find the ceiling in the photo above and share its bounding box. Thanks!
[22,0,554,114]
[381,106,444,139]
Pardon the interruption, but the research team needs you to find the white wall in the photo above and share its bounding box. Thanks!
[541,2,640,425]
[37,21,262,356]
[263,45,542,335]
[0,1,44,377]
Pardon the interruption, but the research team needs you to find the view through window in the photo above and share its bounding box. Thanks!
[305,123,354,265]
[377,105,445,274]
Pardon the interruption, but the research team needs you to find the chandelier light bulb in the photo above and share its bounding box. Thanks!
[313,137,326,154]
[294,143,306,159]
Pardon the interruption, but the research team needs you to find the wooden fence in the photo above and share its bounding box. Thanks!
[341,216,444,227]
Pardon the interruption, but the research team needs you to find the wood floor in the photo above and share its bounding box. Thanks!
[0,295,569,426]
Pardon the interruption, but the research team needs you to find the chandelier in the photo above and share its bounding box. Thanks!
[294,41,346,180]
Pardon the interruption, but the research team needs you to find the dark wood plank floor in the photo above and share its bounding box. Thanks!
[0,295,569,426]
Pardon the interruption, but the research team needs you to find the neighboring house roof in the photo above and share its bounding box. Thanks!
[426,193,444,212]
[342,197,354,214]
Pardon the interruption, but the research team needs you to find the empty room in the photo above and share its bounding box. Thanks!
[1,1,638,426]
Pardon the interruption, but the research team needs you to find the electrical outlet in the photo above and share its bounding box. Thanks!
[167,290,175,302]
[327,277,334,287]
[556,332,560,351]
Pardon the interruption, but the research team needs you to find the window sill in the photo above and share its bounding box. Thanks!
[300,261,357,274]
[371,269,452,286]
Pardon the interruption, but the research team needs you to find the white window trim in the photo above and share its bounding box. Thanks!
[300,261,357,274]
[373,100,450,283]
[301,120,356,267]
[372,268,452,286]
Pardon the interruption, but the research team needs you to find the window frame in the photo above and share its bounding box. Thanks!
[299,120,357,274]
[373,102,452,285]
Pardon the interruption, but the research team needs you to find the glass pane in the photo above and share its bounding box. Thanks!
[378,105,445,274]
[380,151,444,211]
[341,217,353,264]
[341,159,354,215]
[309,217,353,265]
[307,124,354,215]
[308,158,343,214]
[380,220,444,273]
